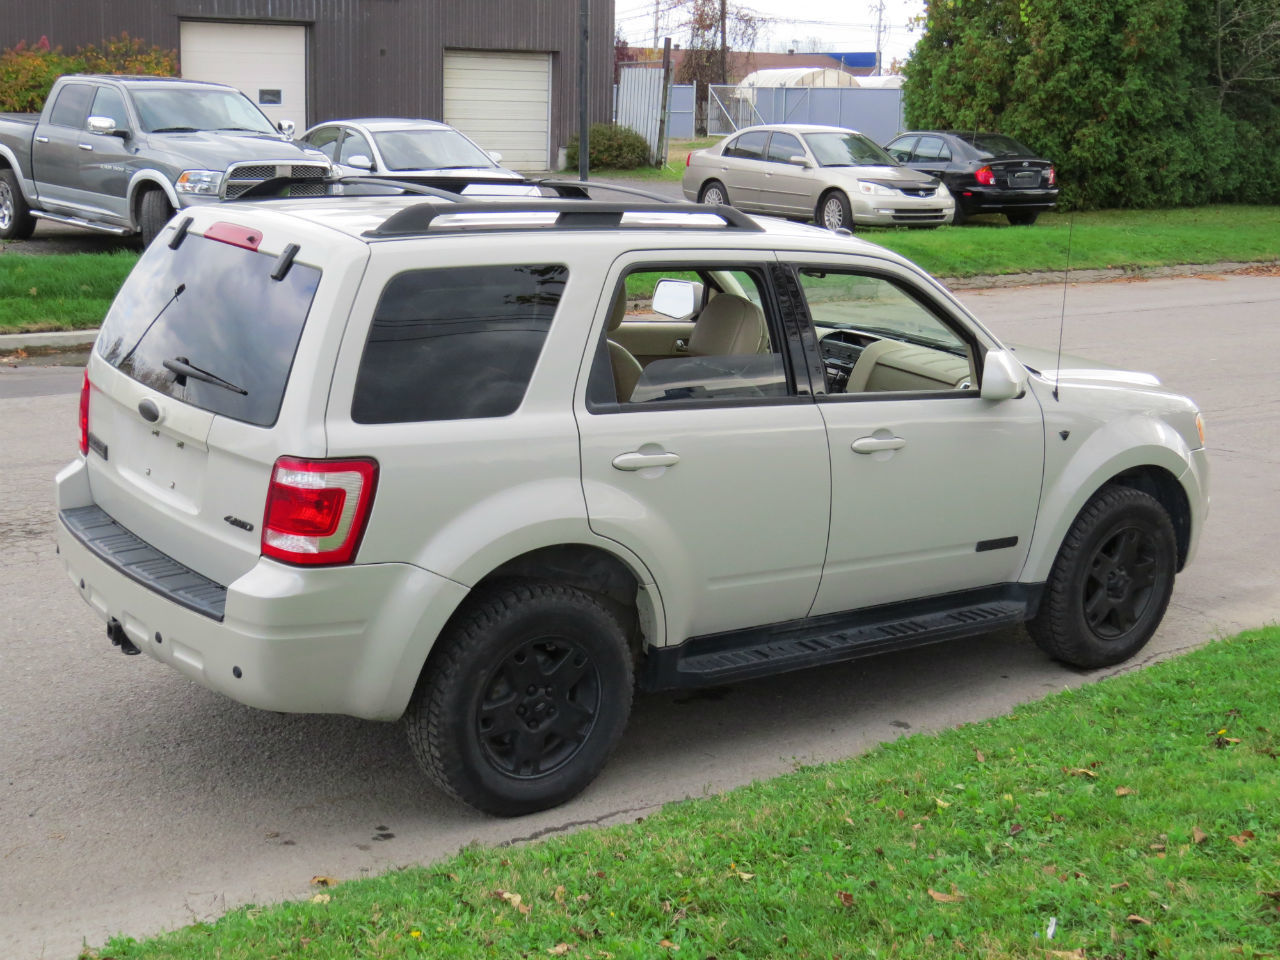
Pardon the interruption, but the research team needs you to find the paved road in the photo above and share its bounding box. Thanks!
[3,274,1277,959]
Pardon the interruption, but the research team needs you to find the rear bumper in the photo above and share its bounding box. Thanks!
[957,186,1059,214]
[55,462,469,720]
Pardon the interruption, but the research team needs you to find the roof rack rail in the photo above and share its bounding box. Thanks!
[534,179,680,203]
[227,175,466,202]
[365,199,762,238]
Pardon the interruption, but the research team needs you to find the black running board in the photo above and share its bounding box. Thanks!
[640,584,1041,691]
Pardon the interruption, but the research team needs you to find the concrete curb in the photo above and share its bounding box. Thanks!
[1,259,1275,354]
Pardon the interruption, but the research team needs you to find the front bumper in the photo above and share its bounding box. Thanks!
[55,465,469,720]
[851,192,955,227]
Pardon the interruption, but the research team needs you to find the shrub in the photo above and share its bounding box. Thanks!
[565,124,652,170]
[0,33,176,114]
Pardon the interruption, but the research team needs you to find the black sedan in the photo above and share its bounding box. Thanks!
[883,131,1058,225]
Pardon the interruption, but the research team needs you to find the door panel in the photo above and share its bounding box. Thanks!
[754,132,816,215]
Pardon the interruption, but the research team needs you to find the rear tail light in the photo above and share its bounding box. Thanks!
[974,165,995,185]
[685,152,692,167]
[1047,166,1056,186]
[261,457,378,566]
[78,370,90,455]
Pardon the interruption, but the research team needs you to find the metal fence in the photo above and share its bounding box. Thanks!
[616,64,667,164]
[706,84,905,144]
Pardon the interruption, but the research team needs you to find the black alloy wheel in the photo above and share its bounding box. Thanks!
[1028,485,1176,668]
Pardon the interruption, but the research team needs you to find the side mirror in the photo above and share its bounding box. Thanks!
[788,154,813,168]
[87,115,129,139]
[276,119,296,138]
[652,279,697,320]
[345,154,375,172]
[488,150,503,164]
[981,349,1029,401]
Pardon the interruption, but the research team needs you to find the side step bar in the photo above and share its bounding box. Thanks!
[640,584,1041,691]
[31,210,133,236]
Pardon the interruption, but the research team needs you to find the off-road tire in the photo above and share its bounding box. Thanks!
[0,167,37,241]
[138,189,174,247]
[1027,485,1176,668]
[817,189,852,231]
[698,180,729,206]
[406,582,633,816]
[1007,211,1040,226]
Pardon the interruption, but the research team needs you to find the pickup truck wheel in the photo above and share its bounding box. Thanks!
[1027,486,1176,668]
[0,168,37,241]
[406,582,633,816]
[138,190,174,247]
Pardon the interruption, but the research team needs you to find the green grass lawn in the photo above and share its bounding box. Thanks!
[85,627,1280,959]
[2,205,1277,334]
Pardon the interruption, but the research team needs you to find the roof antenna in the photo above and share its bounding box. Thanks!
[1053,214,1074,402]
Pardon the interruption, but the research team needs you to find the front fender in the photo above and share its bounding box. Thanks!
[1021,412,1200,584]
[126,172,181,225]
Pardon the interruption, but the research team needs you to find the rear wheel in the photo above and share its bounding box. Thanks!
[1007,211,1040,226]
[1027,486,1176,668]
[817,190,852,231]
[698,180,729,206]
[0,167,37,241]
[950,203,968,226]
[138,189,174,247]
[406,582,633,816]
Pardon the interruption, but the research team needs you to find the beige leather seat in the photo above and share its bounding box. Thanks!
[688,293,769,356]
[606,291,643,402]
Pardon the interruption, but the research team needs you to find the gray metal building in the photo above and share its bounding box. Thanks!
[2,0,614,170]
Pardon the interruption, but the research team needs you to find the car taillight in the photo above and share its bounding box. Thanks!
[975,165,995,185]
[685,152,692,167]
[261,456,378,566]
[1046,166,1056,186]
[78,370,90,455]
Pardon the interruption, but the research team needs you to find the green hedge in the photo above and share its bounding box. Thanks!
[0,33,176,112]
[565,123,652,170]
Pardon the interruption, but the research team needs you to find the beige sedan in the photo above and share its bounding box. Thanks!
[682,123,954,229]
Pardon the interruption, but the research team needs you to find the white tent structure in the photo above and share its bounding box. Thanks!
[735,67,860,93]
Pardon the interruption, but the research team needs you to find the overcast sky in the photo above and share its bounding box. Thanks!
[615,0,928,68]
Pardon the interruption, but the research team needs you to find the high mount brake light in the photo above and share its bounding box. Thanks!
[261,457,378,565]
[79,370,90,455]
[975,165,995,185]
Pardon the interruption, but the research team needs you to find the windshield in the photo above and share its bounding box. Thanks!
[372,129,496,171]
[956,133,1036,158]
[132,89,278,135]
[805,131,899,167]
[96,233,320,426]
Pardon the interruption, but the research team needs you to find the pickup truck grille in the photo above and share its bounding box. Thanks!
[223,162,330,199]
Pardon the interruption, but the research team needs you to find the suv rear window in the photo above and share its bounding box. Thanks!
[352,264,567,423]
[96,233,320,427]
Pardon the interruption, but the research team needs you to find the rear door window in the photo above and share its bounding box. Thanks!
[723,131,768,160]
[96,233,321,426]
[352,264,567,423]
[48,83,94,127]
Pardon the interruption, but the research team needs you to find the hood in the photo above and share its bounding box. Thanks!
[832,165,940,189]
[144,130,331,171]
[378,166,525,181]
[1009,343,1162,388]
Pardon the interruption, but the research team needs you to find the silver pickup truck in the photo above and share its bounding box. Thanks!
[0,74,331,245]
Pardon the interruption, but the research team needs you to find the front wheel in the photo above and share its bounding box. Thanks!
[0,167,37,241]
[406,582,634,816]
[698,179,729,206]
[1027,486,1177,668]
[817,190,852,231]
[138,189,174,247]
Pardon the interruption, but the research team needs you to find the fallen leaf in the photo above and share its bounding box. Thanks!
[1228,831,1255,848]
[1115,787,1135,796]
[493,890,531,915]
[1149,844,1165,852]
[310,893,330,904]
[547,944,571,956]
[1111,881,1130,891]
[1046,951,1085,959]
[554,885,566,903]
[935,797,951,808]
[1009,823,1024,837]
[310,875,337,887]
[975,749,985,763]
[837,891,855,907]
[658,939,679,950]
[1193,827,1208,845]
[1063,767,1097,778]
[1261,891,1280,900]
[1127,914,1152,925]
[736,871,755,881]
[928,888,965,903]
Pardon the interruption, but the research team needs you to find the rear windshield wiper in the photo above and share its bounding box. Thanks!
[162,356,248,395]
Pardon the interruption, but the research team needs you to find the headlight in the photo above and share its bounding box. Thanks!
[856,180,896,197]
[175,170,223,196]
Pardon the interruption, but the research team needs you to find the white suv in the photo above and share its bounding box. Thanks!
[56,192,1209,815]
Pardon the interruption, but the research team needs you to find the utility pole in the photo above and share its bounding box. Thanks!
[653,0,660,52]
[873,0,885,75]
[579,0,589,180]
[719,0,728,84]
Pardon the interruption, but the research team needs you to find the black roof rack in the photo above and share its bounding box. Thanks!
[229,175,465,202]
[534,179,679,203]
[365,199,762,238]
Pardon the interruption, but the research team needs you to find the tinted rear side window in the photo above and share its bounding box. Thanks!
[96,233,320,427]
[352,264,567,423]
[49,84,94,127]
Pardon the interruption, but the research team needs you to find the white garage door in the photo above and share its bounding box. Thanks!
[444,50,551,171]
[180,21,307,130]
